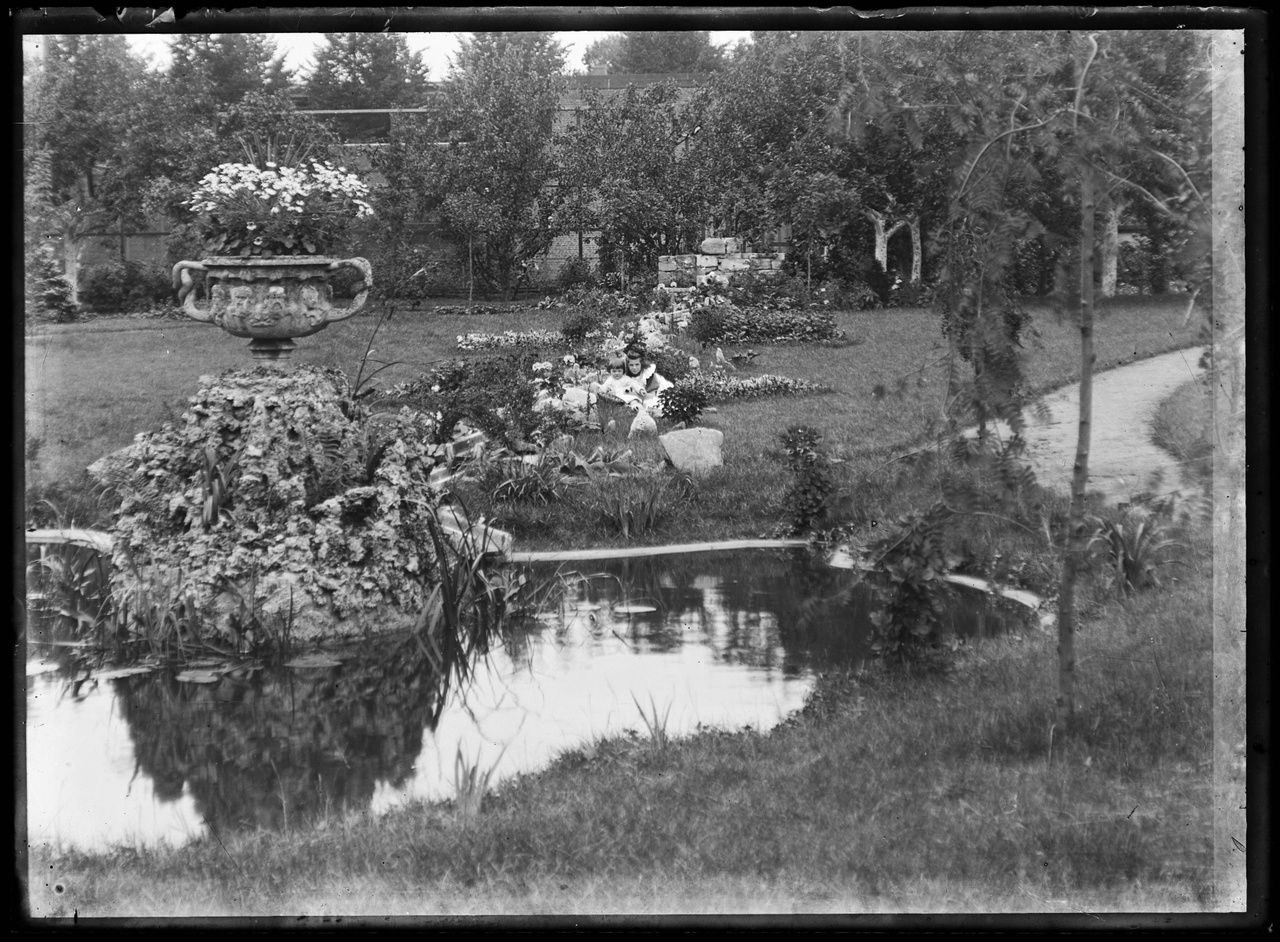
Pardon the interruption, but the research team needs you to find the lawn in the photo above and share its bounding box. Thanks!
[25,294,1204,554]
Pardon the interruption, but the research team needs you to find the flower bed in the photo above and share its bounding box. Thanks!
[675,371,831,402]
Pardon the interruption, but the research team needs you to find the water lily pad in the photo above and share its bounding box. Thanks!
[94,666,158,680]
[175,669,221,684]
[613,604,658,615]
[284,654,345,669]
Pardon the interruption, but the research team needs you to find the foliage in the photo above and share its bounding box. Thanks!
[24,242,78,323]
[167,34,292,108]
[307,33,431,111]
[556,257,598,292]
[378,32,567,300]
[657,381,709,426]
[554,80,712,280]
[588,30,727,74]
[779,425,834,533]
[108,366,443,637]
[23,35,151,300]
[866,502,955,669]
[76,260,173,313]
[592,475,685,539]
[687,296,842,345]
[491,458,564,505]
[183,158,374,258]
[391,352,554,449]
[1085,505,1183,596]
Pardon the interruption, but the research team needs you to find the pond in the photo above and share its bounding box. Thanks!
[22,548,1030,855]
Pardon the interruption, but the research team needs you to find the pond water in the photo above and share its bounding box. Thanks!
[23,548,1028,855]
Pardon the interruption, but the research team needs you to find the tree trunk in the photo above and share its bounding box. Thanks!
[864,209,888,271]
[1099,197,1126,297]
[1057,169,1097,722]
[61,226,84,306]
[467,234,474,305]
[909,216,922,283]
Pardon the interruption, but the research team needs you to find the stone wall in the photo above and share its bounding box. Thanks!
[657,238,786,289]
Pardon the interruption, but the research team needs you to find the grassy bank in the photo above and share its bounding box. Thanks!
[27,522,1213,917]
[1151,374,1213,491]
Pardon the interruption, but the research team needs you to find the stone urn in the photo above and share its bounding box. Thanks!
[172,256,373,361]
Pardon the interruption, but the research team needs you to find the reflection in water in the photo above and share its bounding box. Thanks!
[24,549,1028,853]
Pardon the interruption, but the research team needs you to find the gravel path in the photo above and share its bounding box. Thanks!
[997,346,1209,507]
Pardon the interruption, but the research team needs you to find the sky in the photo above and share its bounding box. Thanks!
[23,31,752,80]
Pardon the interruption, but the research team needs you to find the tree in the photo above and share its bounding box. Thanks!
[167,34,292,109]
[554,80,712,282]
[381,32,567,300]
[581,34,625,74]
[25,35,150,302]
[589,30,726,74]
[835,29,1213,716]
[305,33,433,143]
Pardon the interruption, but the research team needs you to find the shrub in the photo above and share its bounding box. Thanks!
[779,425,834,533]
[392,352,548,449]
[25,243,77,323]
[867,503,955,670]
[561,306,607,347]
[689,300,841,345]
[658,381,708,426]
[78,260,172,313]
[556,257,597,291]
[646,344,694,383]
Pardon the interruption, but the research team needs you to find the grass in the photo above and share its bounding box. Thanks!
[24,295,1200,517]
[26,522,1213,917]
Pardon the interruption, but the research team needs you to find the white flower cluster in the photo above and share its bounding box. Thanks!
[455,330,566,351]
[186,161,374,218]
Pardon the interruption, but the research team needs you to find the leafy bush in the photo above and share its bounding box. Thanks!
[779,425,834,533]
[393,352,549,449]
[646,344,694,383]
[687,296,841,345]
[658,380,709,426]
[561,306,607,347]
[557,256,598,291]
[867,503,955,670]
[78,260,172,313]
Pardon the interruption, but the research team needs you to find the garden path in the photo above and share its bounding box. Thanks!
[990,345,1210,507]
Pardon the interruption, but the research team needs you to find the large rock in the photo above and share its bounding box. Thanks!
[659,427,724,475]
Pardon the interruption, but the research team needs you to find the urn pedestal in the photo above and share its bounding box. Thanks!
[172,256,373,361]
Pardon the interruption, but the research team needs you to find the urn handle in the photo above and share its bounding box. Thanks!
[172,260,214,322]
[326,257,373,321]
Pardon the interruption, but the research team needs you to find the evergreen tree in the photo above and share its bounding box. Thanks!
[607,30,726,74]
[306,32,431,108]
[167,33,292,109]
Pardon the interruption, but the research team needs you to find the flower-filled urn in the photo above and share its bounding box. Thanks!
[173,155,375,361]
